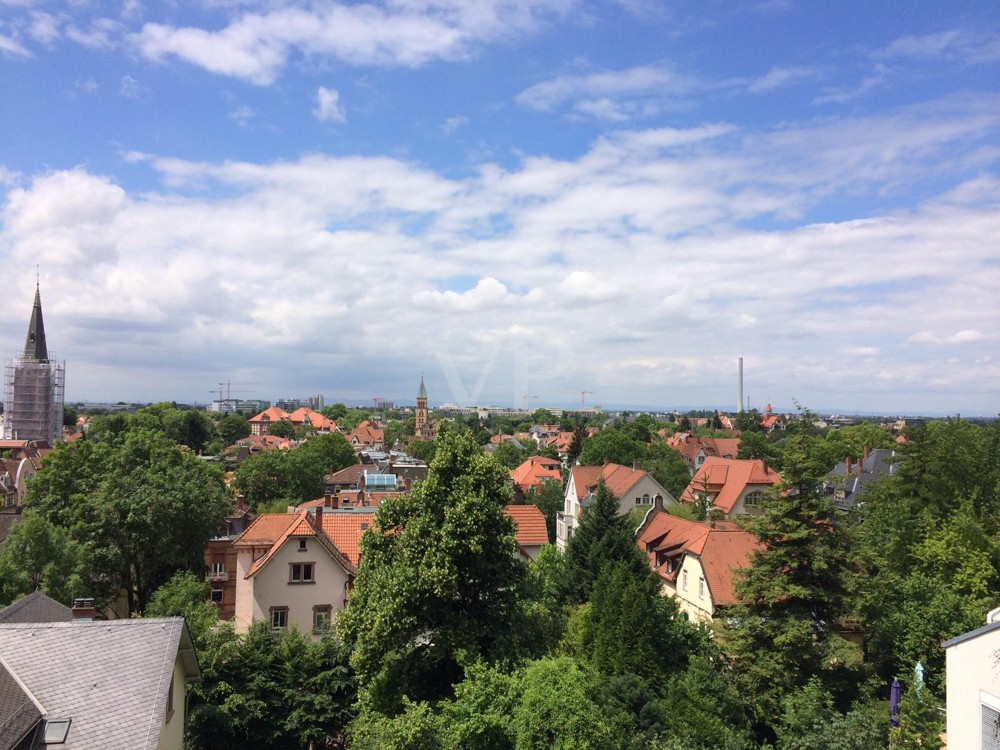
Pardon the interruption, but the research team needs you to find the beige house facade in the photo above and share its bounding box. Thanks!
[233,510,354,637]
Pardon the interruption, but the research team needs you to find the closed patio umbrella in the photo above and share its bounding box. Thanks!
[890,677,901,727]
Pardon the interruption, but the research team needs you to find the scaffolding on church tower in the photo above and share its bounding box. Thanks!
[2,353,65,443]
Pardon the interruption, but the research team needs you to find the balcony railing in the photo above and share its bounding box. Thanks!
[208,570,229,582]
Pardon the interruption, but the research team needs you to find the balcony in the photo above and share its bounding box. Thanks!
[208,570,230,582]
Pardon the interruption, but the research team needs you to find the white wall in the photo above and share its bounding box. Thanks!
[945,623,1000,750]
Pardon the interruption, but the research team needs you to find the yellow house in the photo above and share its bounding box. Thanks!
[637,503,762,623]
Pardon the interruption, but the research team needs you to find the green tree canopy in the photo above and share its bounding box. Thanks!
[23,428,231,613]
[338,425,530,713]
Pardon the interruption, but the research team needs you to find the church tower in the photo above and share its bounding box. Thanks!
[3,283,65,443]
[414,374,433,441]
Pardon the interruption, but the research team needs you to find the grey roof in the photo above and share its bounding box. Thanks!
[942,617,1000,650]
[0,618,200,749]
[0,654,43,750]
[828,448,898,510]
[0,592,72,624]
[22,284,48,362]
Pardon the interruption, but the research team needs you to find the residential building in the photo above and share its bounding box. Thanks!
[287,407,338,433]
[665,433,741,472]
[348,421,385,452]
[248,406,290,436]
[0,604,200,750]
[0,591,72,624]
[232,509,356,636]
[679,457,783,520]
[760,404,784,433]
[826,447,898,511]
[503,504,549,560]
[510,455,562,498]
[556,463,677,551]
[2,283,65,444]
[636,503,761,623]
[942,608,1000,750]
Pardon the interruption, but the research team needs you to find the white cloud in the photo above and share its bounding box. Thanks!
[228,105,255,128]
[131,1,574,84]
[443,115,469,134]
[907,330,988,346]
[314,87,346,123]
[118,74,150,100]
[517,64,694,113]
[746,65,821,94]
[1,94,998,411]
[0,32,30,57]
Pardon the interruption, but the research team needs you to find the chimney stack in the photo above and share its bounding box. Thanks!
[864,445,871,461]
[72,598,96,621]
[313,506,323,529]
[846,456,852,474]
[738,357,744,413]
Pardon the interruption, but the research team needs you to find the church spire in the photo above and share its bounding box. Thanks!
[417,372,427,401]
[23,281,49,362]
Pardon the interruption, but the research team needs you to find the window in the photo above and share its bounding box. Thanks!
[642,493,651,504]
[290,562,315,583]
[744,490,764,508]
[683,570,688,590]
[699,577,705,599]
[210,586,223,604]
[211,561,225,576]
[166,677,175,722]
[298,539,308,551]
[313,605,332,633]
[270,607,288,630]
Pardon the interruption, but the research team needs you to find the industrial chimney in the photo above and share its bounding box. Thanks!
[738,357,744,413]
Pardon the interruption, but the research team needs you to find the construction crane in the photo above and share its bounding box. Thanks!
[521,392,539,410]
[214,381,258,401]
[580,390,594,406]
[372,396,382,420]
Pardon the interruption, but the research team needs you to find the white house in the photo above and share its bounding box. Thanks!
[556,462,676,551]
[942,608,1000,750]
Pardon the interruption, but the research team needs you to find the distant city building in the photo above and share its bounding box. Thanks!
[308,394,325,411]
[274,398,303,411]
[3,283,65,443]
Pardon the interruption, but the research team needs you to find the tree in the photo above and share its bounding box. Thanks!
[532,408,554,424]
[723,472,858,737]
[581,561,693,681]
[566,424,586,467]
[268,419,297,438]
[530,480,566,543]
[641,442,691,499]
[145,571,219,647]
[559,480,650,605]
[187,622,356,750]
[511,658,617,750]
[25,428,231,614]
[578,428,645,468]
[0,512,84,606]
[218,412,251,446]
[323,403,349,420]
[338,425,530,713]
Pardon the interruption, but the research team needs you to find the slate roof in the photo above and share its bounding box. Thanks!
[0,591,72,624]
[0,617,199,749]
[827,448,898,510]
[0,654,42,749]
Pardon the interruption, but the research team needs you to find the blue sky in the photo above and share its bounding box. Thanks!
[0,0,997,415]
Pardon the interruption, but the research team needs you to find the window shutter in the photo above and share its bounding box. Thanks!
[984,703,1000,750]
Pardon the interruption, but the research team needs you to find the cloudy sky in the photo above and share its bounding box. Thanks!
[1,1,997,415]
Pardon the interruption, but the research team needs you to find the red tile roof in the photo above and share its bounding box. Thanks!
[248,406,290,424]
[637,510,760,607]
[510,456,562,493]
[680,457,782,514]
[234,510,355,578]
[503,504,549,547]
[570,463,650,501]
[321,512,377,566]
